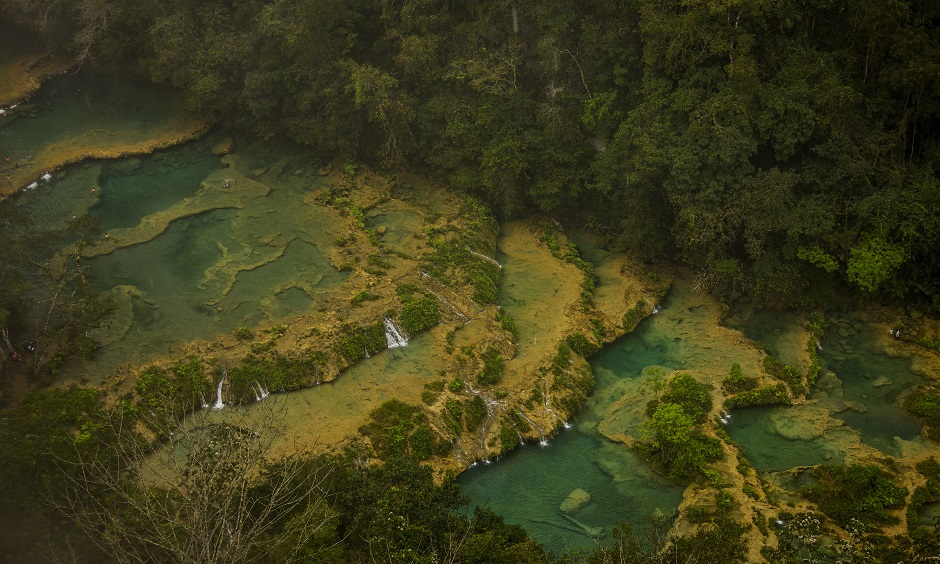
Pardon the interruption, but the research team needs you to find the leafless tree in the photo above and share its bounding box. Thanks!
[53,398,338,564]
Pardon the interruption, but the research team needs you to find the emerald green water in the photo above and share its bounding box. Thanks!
[724,406,843,471]
[91,141,224,231]
[820,320,924,455]
[726,312,926,471]
[459,292,688,555]
[0,68,189,184]
[12,126,346,377]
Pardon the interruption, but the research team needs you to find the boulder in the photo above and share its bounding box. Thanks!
[560,488,591,515]
[872,376,892,388]
[376,225,387,235]
[211,136,234,156]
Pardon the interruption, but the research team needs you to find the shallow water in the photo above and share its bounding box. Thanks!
[726,313,926,470]
[0,67,200,193]
[91,142,224,231]
[13,130,346,376]
[459,286,693,554]
[725,406,842,471]
[819,320,924,456]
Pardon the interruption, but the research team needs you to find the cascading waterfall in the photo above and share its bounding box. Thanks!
[540,379,571,428]
[465,246,502,269]
[212,374,226,411]
[516,409,548,446]
[255,382,269,401]
[384,317,409,348]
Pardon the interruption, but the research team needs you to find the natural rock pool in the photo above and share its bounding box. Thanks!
[5,61,940,558]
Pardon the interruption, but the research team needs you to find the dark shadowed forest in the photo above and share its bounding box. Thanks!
[5,0,938,312]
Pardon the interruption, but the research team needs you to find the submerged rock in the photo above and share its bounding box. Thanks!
[560,489,591,515]
[770,405,830,440]
[211,136,234,155]
[872,376,892,388]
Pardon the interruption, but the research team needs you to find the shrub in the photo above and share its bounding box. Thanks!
[566,332,598,357]
[477,346,504,386]
[350,291,379,305]
[399,297,439,334]
[764,356,806,397]
[903,385,940,438]
[337,322,386,362]
[725,384,791,409]
[655,373,713,423]
[802,464,908,527]
[134,359,210,433]
[722,363,757,394]
[361,399,440,460]
[464,395,488,432]
[234,326,253,341]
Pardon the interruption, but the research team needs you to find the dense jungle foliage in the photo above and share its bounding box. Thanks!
[4,0,939,312]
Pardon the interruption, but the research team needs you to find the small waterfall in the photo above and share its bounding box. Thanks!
[719,410,731,425]
[511,7,519,33]
[384,317,409,348]
[516,409,548,446]
[200,391,209,409]
[540,379,568,429]
[212,375,225,411]
[364,347,370,359]
[465,246,502,269]
[254,382,269,401]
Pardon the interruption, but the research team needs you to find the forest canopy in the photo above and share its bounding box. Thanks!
[3,0,939,312]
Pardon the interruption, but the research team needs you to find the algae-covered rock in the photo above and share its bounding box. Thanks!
[560,489,591,514]
[770,405,830,440]
[211,136,234,155]
[872,376,892,388]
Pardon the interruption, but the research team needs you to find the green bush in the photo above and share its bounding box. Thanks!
[464,395,488,432]
[399,297,439,334]
[566,332,598,357]
[443,400,463,434]
[656,373,713,423]
[228,350,321,401]
[724,384,791,409]
[477,346,504,386]
[903,386,940,441]
[134,358,210,433]
[802,464,908,527]
[722,363,757,394]
[638,402,723,480]
[350,290,379,305]
[764,356,806,397]
[448,378,465,393]
[496,309,517,340]
[360,399,440,460]
[233,326,253,341]
[337,322,386,362]
[499,421,519,451]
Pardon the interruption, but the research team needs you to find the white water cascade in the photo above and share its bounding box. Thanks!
[212,374,226,411]
[253,381,270,402]
[516,409,548,446]
[384,317,409,348]
[465,246,502,269]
